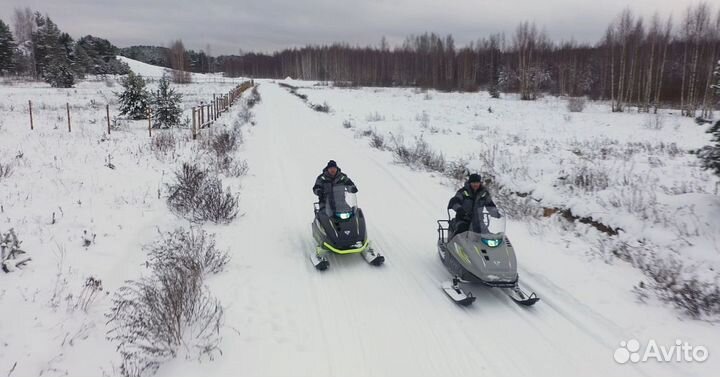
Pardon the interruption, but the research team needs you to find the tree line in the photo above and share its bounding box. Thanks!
[0,8,130,87]
[215,5,720,115]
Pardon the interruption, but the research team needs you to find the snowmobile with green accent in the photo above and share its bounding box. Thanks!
[311,185,384,270]
[437,207,539,306]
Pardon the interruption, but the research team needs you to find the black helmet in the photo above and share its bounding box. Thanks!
[468,173,482,183]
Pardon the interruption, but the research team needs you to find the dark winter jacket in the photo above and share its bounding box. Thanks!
[312,168,357,205]
[447,182,498,222]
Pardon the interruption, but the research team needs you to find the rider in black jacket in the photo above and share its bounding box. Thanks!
[313,160,357,209]
[447,173,499,235]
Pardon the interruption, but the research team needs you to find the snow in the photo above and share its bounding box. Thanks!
[116,55,243,83]
[1,60,719,377]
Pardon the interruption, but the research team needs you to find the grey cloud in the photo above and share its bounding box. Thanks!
[0,0,703,54]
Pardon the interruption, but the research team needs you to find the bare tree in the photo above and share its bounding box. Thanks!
[169,39,191,83]
[12,7,36,77]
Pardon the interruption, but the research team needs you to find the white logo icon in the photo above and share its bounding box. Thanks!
[614,339,709,364]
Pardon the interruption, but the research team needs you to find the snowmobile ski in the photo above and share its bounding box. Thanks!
[442,278,476,306]
[504,285,540,306]
[310,251,329,271]
[362,247,385,266]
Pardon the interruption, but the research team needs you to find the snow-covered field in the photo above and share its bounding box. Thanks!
[1,60,719,377]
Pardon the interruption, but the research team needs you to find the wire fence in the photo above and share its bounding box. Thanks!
[21,80,255,139]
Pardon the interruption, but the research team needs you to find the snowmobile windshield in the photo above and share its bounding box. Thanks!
[325,185,357,219]
[471,206,506,241]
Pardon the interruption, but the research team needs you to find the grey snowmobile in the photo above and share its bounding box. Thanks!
[311,185,384,270]
[437,207,539,306]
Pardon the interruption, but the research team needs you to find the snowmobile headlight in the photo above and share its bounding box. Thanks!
[482,238,501,248]
[336,212,352,220]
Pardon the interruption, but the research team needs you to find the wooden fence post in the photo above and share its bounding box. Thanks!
[200,102,204,127]
[66,103,71,133]
[148,110,152,137]
[192,107,197,140]
[28,100,34,130]
[213,94,217,118]
[106,104,111,134]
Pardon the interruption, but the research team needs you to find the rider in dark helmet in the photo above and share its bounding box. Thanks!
[447,173,499,236]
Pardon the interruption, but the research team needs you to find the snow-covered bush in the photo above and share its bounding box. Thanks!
[566,97,586,112]
[246,86,261,108]
[416,111,430,129]
[206,129,239,159]
[366,111,385,122]
[642,113,665,130]
[147,227,228,276]
[150,132,177,158]
[234,104,254,129]
[117,70,150,120]
[601,238,720,319]
[559,164,610,192]
[342,119,353,129]
[368,130,386,150]
[0,161,12,181]
[107,267,223,377]
[75,276,104,312]
[311,101,331,113]
[391,134,446,173]
[151,75,183,129]
[1,228,29,273]
[166,163,238,224]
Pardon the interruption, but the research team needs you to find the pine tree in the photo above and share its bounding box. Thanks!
[32,14,74,87]
[697,60,720,177]
[117,70,150,120]
[0,19,15,73]
[151,75,183,128]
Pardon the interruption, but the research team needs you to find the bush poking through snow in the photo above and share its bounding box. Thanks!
[604,239,720,319]
[148,227,229,276]
[234,105,254,129]
[75,276,104,312]
[558,165,610,192]
[107,268,223,377]
[642,113,665,130]
[342,120,353,129]
[166,163,239,224]
[566,97,586,112]
[0,161,12,181]
[1,229,30,273]
[391,134,446,173]
[150,132,177,158]
[246,86,261,108]
[368,131,386,150]
[311,102,331,113]
[366,112,385,122]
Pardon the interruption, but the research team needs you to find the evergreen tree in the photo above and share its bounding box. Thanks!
[697,60,720,177]
[151,75,183,128]
[0,19,15,73]
[76,35,129,75]
[117,70,150,119]
[32,14,74,87]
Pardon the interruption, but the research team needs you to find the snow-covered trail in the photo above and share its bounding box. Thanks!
[162,83,705,377]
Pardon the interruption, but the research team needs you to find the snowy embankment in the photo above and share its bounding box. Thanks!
[117,56,238,84]
[0,63,256,376]
[294,84,720,318]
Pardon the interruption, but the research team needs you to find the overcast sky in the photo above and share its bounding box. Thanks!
[0,0,707,55]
